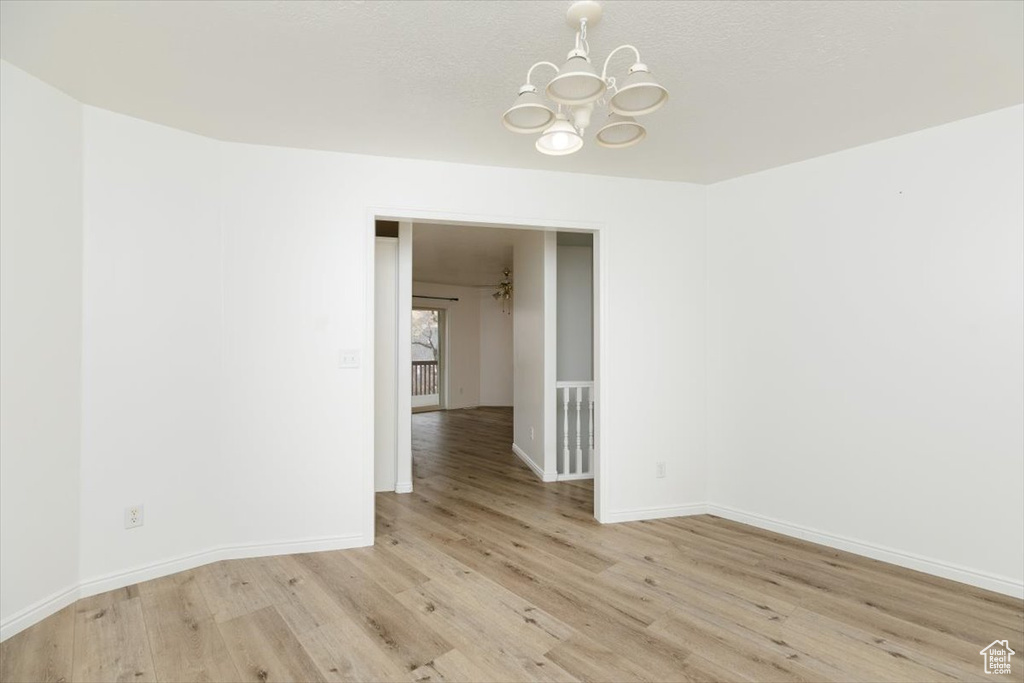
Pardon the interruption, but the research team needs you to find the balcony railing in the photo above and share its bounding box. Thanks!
[412,360,439,396]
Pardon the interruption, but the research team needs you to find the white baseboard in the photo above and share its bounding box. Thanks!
[0,584,79,644]
[511,443,557,482]
[602,503,709,523]
[556,473,594,482]
[395,482,413,494]
[0,533,367,642]
[707,504,1024,599]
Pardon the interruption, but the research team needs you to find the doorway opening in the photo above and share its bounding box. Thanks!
[411,307,445,412]
[368,213,604,540]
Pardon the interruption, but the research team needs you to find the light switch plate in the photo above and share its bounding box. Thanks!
[338,349,361,369]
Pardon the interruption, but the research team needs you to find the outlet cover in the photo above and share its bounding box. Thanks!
[124,505,144,529]
[338,349,361,369]
[656,462,666,478]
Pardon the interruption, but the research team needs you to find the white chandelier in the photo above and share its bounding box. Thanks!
[502,1,668,156]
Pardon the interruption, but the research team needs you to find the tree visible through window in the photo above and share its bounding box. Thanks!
[411,309,439,361]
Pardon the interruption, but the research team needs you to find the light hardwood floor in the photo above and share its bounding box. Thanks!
[2,407,1022,682]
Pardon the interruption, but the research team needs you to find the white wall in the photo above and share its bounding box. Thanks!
[374,238,398,492]
[479,289,514,406]
[223,150,707,523]
[0,61,83,636]
[80,106,224,586]
[706,105,1024,595]
[412,282,482,409]
[219,142,373,548]
[557,244,594,381]
[512,232,551,476]
[395,222,413,494]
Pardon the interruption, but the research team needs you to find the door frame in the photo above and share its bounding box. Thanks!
[363,207,607,544]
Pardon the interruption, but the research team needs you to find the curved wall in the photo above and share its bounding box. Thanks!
[0,61,83,640]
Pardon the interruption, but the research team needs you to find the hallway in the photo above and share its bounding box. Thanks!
[2,408,1021,682]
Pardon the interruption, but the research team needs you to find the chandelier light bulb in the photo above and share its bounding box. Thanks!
[536,116,583,156]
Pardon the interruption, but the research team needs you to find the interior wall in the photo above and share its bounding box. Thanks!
[479,289,514,406]
[512,231,550,477]
[374,238,398,492]
[543,232,558,479]
[706,104,1024,595]
[80,106,225,586]
[395,222,413,494]
[412,282,482,409]
[0,61,83,636]
[557,244,594,381]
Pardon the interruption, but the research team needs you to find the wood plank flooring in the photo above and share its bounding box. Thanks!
[2,407,1021,682]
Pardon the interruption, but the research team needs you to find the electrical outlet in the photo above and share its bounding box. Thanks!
[530,427,535,440]
[124,505,144,529]
[656,462,666,478]
[338,349,361,369]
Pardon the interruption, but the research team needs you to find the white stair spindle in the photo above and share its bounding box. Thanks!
[575,387,582,476]
[588,387,595,474]
[562,388,570,474]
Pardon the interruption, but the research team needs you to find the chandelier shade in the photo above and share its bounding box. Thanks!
[502,85,557,134]
[595,113,646,148]
[535,116,584,156]
[609,64,669,116]
[546,54,607,106]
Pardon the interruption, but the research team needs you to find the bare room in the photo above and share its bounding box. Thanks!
[1,1,1021,681]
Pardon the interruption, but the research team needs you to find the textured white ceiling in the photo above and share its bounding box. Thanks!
[1,1,1021,183]
[413,223,518,288]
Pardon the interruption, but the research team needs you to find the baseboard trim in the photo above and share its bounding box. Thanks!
[511,443,557,482]
[707,504,1024,599]
[556,473,594,482]
[0,584,79,643]
[0,533,367,642]
[395,482,413,494]
[602,503,709,523]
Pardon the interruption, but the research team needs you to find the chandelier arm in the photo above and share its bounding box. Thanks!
[526,61,560,86]
[601,44,642,81]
